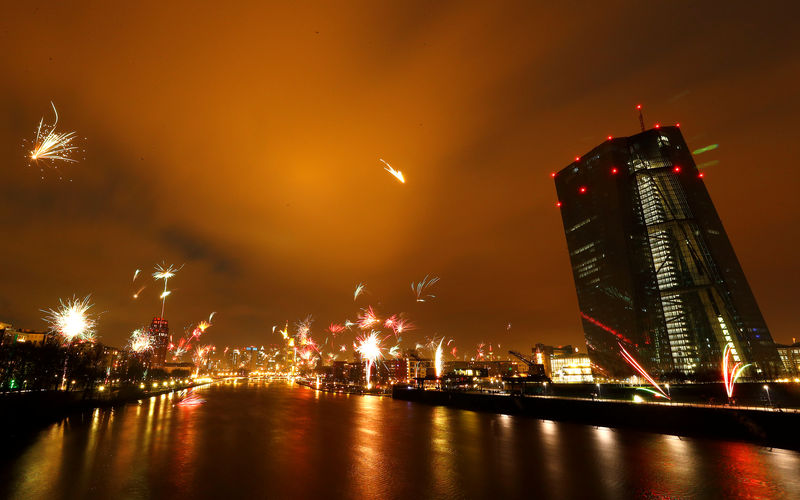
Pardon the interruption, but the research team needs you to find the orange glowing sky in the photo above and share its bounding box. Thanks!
[1,2,798,351]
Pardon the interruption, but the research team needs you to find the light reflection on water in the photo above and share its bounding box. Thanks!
[2,381,799,499]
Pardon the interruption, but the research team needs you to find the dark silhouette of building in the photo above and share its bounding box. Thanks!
[148,317,169,368]
[554,126,783,379]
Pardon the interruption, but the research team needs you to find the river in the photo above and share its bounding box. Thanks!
[2,380,799,499]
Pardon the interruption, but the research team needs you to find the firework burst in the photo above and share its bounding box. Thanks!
[384,314,413,335]
[357,306,380,330]
[153,262,182,317]
[42,295,97,342]
[127,328,153,353]
[328,323,345,335]
[355,331,384,389]
[28,102,81,166]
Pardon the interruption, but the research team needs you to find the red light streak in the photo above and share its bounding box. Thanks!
[618,342,670,399]
[722,343,750,400]
[580,312,632,344]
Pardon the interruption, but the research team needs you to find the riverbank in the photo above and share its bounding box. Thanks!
[0,381,216,433]
[393,387,800,450]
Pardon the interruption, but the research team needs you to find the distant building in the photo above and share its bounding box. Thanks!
[0,327,55,347]
[550,353,593,383]
[148,317,169,368]
[776,342,800,377]
[533,344,593,383]
[554,126,783,378]
[532,344,574,378]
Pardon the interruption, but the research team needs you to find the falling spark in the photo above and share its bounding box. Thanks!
[618,343,669,399]
[209,311,216,322]
[29,102,80,164]
[132,269,141,282]
[42,295,97,342]
[380,158,405,183]
[722,343,750,400]
[354,282,366,301]
[132,285,145,299]
[355,331,384,389]
[411,275,439,302]
[434,339,444,378]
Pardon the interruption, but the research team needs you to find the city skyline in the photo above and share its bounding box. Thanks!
[1,3,798,352]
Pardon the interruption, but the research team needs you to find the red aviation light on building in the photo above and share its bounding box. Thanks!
[675,123,680,127]
[654,123,661,129]
[550,172,556,178]
[611,167,618,175]
[636,104,642,110]
[607,135,613,141]
[673,166,682,173]
[575,156,581,162]
[556,201,562,208]
[698,172,705,178]
[578,186,587,194]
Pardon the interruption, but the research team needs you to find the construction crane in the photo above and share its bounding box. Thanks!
[508,350,548,379]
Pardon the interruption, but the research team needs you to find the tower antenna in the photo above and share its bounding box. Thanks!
[636,104,645,132]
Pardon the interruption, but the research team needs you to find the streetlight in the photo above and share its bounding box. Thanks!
[763,385,772,407]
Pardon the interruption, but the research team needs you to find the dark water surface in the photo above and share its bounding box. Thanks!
[2,380,799,499]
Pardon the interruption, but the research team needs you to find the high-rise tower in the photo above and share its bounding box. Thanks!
[554,126,783,379]
[148,317,169,368]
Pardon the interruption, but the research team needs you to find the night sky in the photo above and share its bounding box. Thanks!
[1,2,798,353]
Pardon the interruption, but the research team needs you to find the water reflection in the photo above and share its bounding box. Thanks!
[1,382,799,499]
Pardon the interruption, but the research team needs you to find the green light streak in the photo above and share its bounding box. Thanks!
[692,144,719,155]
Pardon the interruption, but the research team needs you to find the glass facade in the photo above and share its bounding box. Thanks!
[554,127,784,379]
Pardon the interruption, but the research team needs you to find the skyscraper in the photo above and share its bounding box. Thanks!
[554,126,783,379]
[148,317,169,368]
